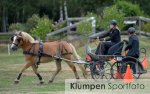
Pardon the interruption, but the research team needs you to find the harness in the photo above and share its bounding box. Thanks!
[23,41,72,67]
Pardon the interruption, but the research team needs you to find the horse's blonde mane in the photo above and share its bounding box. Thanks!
[18,31,35,43]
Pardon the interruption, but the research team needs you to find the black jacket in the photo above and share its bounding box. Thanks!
[99,28,121,43]
[125,35,139,58]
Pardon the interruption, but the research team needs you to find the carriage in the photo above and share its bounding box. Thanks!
[84,39,147,80]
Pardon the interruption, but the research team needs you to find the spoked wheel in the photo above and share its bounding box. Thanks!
[91,61,112,80]
[111,61,124,79]
[120,61,141,79]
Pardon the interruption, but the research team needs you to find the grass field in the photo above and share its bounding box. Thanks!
[0,50,86,94]
[0,36,150,94]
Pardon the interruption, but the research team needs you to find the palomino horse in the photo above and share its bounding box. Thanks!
[10,31,87,84]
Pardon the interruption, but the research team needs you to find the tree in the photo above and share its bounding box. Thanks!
[1,0,150,32]
[127,0,150,16]
[116,0,144,16]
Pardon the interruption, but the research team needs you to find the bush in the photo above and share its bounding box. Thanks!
[52,21,67,31]
[9,14,53,40]
[26,14,40,32]
[76,21,92,37]
[76,21,92,44]
[142,23,150,32]
[76,21,91,43]
[9,14,41,32]
[9,23,26,31]
[76,12,101,40]
[101,5,125,30]
[116,1,144,16]
[30,16,52,40]
[98,1,144,30]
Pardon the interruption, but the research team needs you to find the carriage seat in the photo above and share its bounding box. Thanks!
[87,53,100,61]
[107,41,125,55]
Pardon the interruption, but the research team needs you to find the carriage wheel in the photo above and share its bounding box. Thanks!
[91,62,111,80]
[111,61,124,79]
[120,61,141,79]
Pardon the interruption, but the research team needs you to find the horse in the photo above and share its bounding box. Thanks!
[10,31,87,84]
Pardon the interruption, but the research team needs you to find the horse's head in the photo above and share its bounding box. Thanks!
[10,32,24,51]
[11,31,35,51]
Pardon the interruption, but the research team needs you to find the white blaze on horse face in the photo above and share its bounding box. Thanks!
[11,36,17,48]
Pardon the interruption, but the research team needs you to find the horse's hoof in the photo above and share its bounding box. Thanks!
[40,81,44,84]
[48,80,53,83]
[76,77,80,79]
[14,80,19,84]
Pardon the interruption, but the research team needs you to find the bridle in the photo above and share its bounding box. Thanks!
[11,32,23,47]
[12,42,19,47]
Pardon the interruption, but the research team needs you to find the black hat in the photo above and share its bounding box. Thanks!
[110,20,117,26]
[128,27,135,33]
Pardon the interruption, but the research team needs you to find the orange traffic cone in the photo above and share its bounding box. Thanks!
[123,65,134,83]
[115,71,121,79]
[142,56,148,69]
[115,71,124,79]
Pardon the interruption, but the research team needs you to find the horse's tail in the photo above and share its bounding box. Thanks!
[69,43,81,60]
[69,43,88,76]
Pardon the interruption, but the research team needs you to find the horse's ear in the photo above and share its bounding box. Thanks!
[19,32,22,36]
[17,32,22,38]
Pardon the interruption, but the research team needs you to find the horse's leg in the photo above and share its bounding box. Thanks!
[64,55,79,79]
[14,62,33,84]
[77,64,88,79]
[48,60,62,83]
[66,61,80,79]
[32,64,44,84]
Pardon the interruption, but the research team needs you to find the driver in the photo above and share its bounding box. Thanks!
[95,20,121,55]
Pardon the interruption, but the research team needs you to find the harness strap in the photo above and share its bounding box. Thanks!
[37,42,43,66]
[23,51,38,56]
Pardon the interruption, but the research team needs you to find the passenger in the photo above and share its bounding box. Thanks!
[125,27,139,58]
[95,20,121,55]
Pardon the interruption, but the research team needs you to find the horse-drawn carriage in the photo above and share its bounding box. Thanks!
[84,39,147,80]
[10,31,148,84]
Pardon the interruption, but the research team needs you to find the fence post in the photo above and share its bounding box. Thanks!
[91,17,96,34]
[139,18,142,38]
[8,44,10,55]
